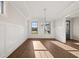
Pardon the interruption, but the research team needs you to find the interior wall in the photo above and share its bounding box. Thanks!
[56,2,79,42]
[55,19,66,43]
[0,2,28,57]
[6,23,26,57]
[0,22,5,57]
[63,2,79,41]
[72,17,79,41]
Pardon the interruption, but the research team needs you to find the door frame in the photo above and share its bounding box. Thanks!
[66,20,70,40]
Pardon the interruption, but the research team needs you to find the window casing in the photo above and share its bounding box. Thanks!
[0,1,4,14]
[44,21,51,34]
[31,21,38,34]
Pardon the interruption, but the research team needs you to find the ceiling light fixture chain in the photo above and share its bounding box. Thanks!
[44,8,47,22]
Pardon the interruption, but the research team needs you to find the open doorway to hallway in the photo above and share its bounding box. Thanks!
[66,20,70,40]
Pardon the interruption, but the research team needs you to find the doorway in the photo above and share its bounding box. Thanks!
[66,20,70,40]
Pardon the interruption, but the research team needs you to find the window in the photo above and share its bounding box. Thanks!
[44,21,51,34]
[0,1,4,14]
[32,21,38,34]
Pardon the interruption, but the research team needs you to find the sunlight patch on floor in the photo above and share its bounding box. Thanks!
[74,43,79,45]
[51,41,77,50]
[32,41,47,50]
[32,41,54,58]
[35,51,54,58]
[68,51,79,57]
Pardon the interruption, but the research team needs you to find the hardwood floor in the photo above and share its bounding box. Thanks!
[8,39,79,58]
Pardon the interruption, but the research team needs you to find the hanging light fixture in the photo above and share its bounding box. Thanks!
[41,8,47,26]
[44,8,46,22]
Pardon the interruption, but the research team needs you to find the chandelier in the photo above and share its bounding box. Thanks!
[41,8,47,26]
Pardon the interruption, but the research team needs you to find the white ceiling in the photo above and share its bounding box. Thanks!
[10,1,79,20]
[25,1,73,19]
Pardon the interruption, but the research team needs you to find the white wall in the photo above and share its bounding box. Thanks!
[0,22,6,57]
[60,2,79,41]
[72,17,79,41]
[6,23,26,57]
[55,19,66,43]
[55,2,79,43]
[0,2,28,57]
[68,4,79,41]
